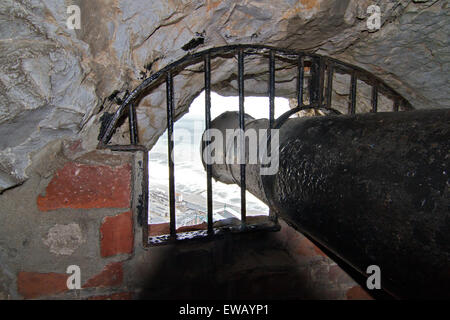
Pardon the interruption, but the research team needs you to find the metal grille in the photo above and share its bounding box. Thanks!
[97,45,412,246]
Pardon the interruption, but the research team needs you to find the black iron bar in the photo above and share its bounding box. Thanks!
[309,58,319,105]
[349,72,357,114]
[268,50,276,223]
[326,62,334,109]
[166,71,176,237]
[372,85,378,113]
[394,99,399,112]
[128,102,139,145]
[204,54,214,234]
[142,150,149,246]
[297,55,305,108]
[238,49,246,224]
[269,50,275,129]
[318,57,325,108]
[101,144,146,152]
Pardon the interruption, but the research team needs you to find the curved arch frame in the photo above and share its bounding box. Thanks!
[98,44,412,147]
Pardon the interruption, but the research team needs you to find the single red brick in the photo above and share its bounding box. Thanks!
[83,262,123,288]
[37,162,131,211]
[87,292,133,300]
[100,211,134,257]
[17,272,69,299]
[346,285,374,300]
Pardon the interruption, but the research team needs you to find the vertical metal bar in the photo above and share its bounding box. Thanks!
[326,62,334,109]
[393,99,399,112]
[297,55,304,108]
[269,50,275,129]
[318,57,325,108]
[142,150,149,246]
[268,50,276,223]
[371,85,378,113]
[128,102,139,145]
[204,54,214,234]
[309,57,320,105]
[238,48,246,224]
[349,72,357,115]
[166,72,176,237]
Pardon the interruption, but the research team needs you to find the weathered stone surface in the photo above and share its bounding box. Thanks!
[43,223,85,255]
[334,0,450,110]
[83,262,123,288]
[0,265,12,300]
[0,0,98,190]
[17,271,69,299]
[37,162,131,211]
[0,166,22,194]
[0,0,448,190]
[100,211,133,257]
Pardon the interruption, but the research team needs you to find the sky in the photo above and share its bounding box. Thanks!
[186,91,291,120]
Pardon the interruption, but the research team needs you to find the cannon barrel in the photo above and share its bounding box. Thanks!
[201,109,450,299]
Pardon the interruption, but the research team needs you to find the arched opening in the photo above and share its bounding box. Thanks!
[148,91,291,230]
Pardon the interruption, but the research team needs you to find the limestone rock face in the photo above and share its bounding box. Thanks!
[0,0,98,191]
[0,0,448,191]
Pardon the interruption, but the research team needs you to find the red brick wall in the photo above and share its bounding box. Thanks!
[11,148,368,300]
[16,152,135,300]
